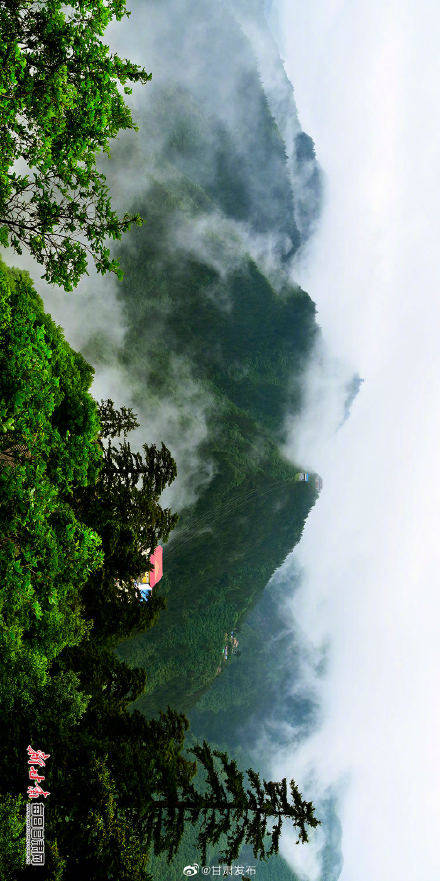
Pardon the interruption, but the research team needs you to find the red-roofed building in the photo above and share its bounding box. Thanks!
[136,546,163,601]
[149,545,163,587]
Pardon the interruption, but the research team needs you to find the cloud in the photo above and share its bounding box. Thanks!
[1,221,215,513]
[2,0,324,515]
[282,333,355,470]
[265,1,440,879]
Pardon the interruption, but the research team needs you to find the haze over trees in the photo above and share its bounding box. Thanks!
[0,260,319,878]
[70,398,178,640]
[0,1,322,877]
[145,740,319,864]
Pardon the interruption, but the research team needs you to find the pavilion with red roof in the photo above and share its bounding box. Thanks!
[136,545,163,602]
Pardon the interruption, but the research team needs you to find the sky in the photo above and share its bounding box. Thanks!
[267,1,440,879]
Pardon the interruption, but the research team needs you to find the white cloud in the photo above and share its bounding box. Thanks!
[269,0,440,878]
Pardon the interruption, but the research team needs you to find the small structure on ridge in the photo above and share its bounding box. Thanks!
[136,545,163,602]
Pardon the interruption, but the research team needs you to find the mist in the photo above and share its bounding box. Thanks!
[3,0,326,514]
[5,2,434,876]
[265,1,440,879]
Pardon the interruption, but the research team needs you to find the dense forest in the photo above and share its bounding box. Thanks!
[98,0,323,717]
[0,0,326,878]
[0,261,318,879]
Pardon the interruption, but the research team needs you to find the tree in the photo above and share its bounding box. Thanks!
[89,399,178,574]
[101,435,178,499]
[0,263,318,877]
[0,259,103,733]
[96,397,140,439]
[0,0,151,290]
[70,400,178,638]
[0,794,26,880]
[144,740,320,864]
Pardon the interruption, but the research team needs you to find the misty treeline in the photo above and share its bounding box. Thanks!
[102,0,321,718]
[0,1,320,877]
[0,262,318,878]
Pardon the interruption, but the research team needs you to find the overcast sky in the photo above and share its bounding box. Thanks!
[269,1,440,879]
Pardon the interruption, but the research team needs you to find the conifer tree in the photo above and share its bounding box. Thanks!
[69,400,178,637]
[144,740,319,864]
[97,398,140,439]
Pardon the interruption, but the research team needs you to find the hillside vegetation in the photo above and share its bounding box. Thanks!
[0,0,325,877]
[0,261,319,878]
[111,28,321,713]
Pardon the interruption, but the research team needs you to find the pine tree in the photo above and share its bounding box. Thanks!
[144,740,319,864]
[70,400,178,638]
[97,398,140,439]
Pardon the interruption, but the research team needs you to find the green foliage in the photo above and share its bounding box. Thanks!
[0,1,324,873]
[0,0,151,289]
[97,397,140,438]
[0,259,103,723]
[0,259,180,878]
[122,419,316,715]
[111,178,317,431]
[36,695,193,881]
[143,740,319,865]
[98,75,321,870]
[114,184,318,713]
[0,257,318,877]
[0,794,26,880]
[70,399,178,641]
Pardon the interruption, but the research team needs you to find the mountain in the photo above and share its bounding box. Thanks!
[106,0,323,714]
[114,175,320,715]
[78,0,329,876]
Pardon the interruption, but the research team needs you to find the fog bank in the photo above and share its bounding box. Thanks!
[269,1,440,879]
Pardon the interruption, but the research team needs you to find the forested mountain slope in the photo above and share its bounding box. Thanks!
[107,0,323,714]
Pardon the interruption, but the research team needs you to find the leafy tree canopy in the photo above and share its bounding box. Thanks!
[0,0,151,290]
[0,259,103,713]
